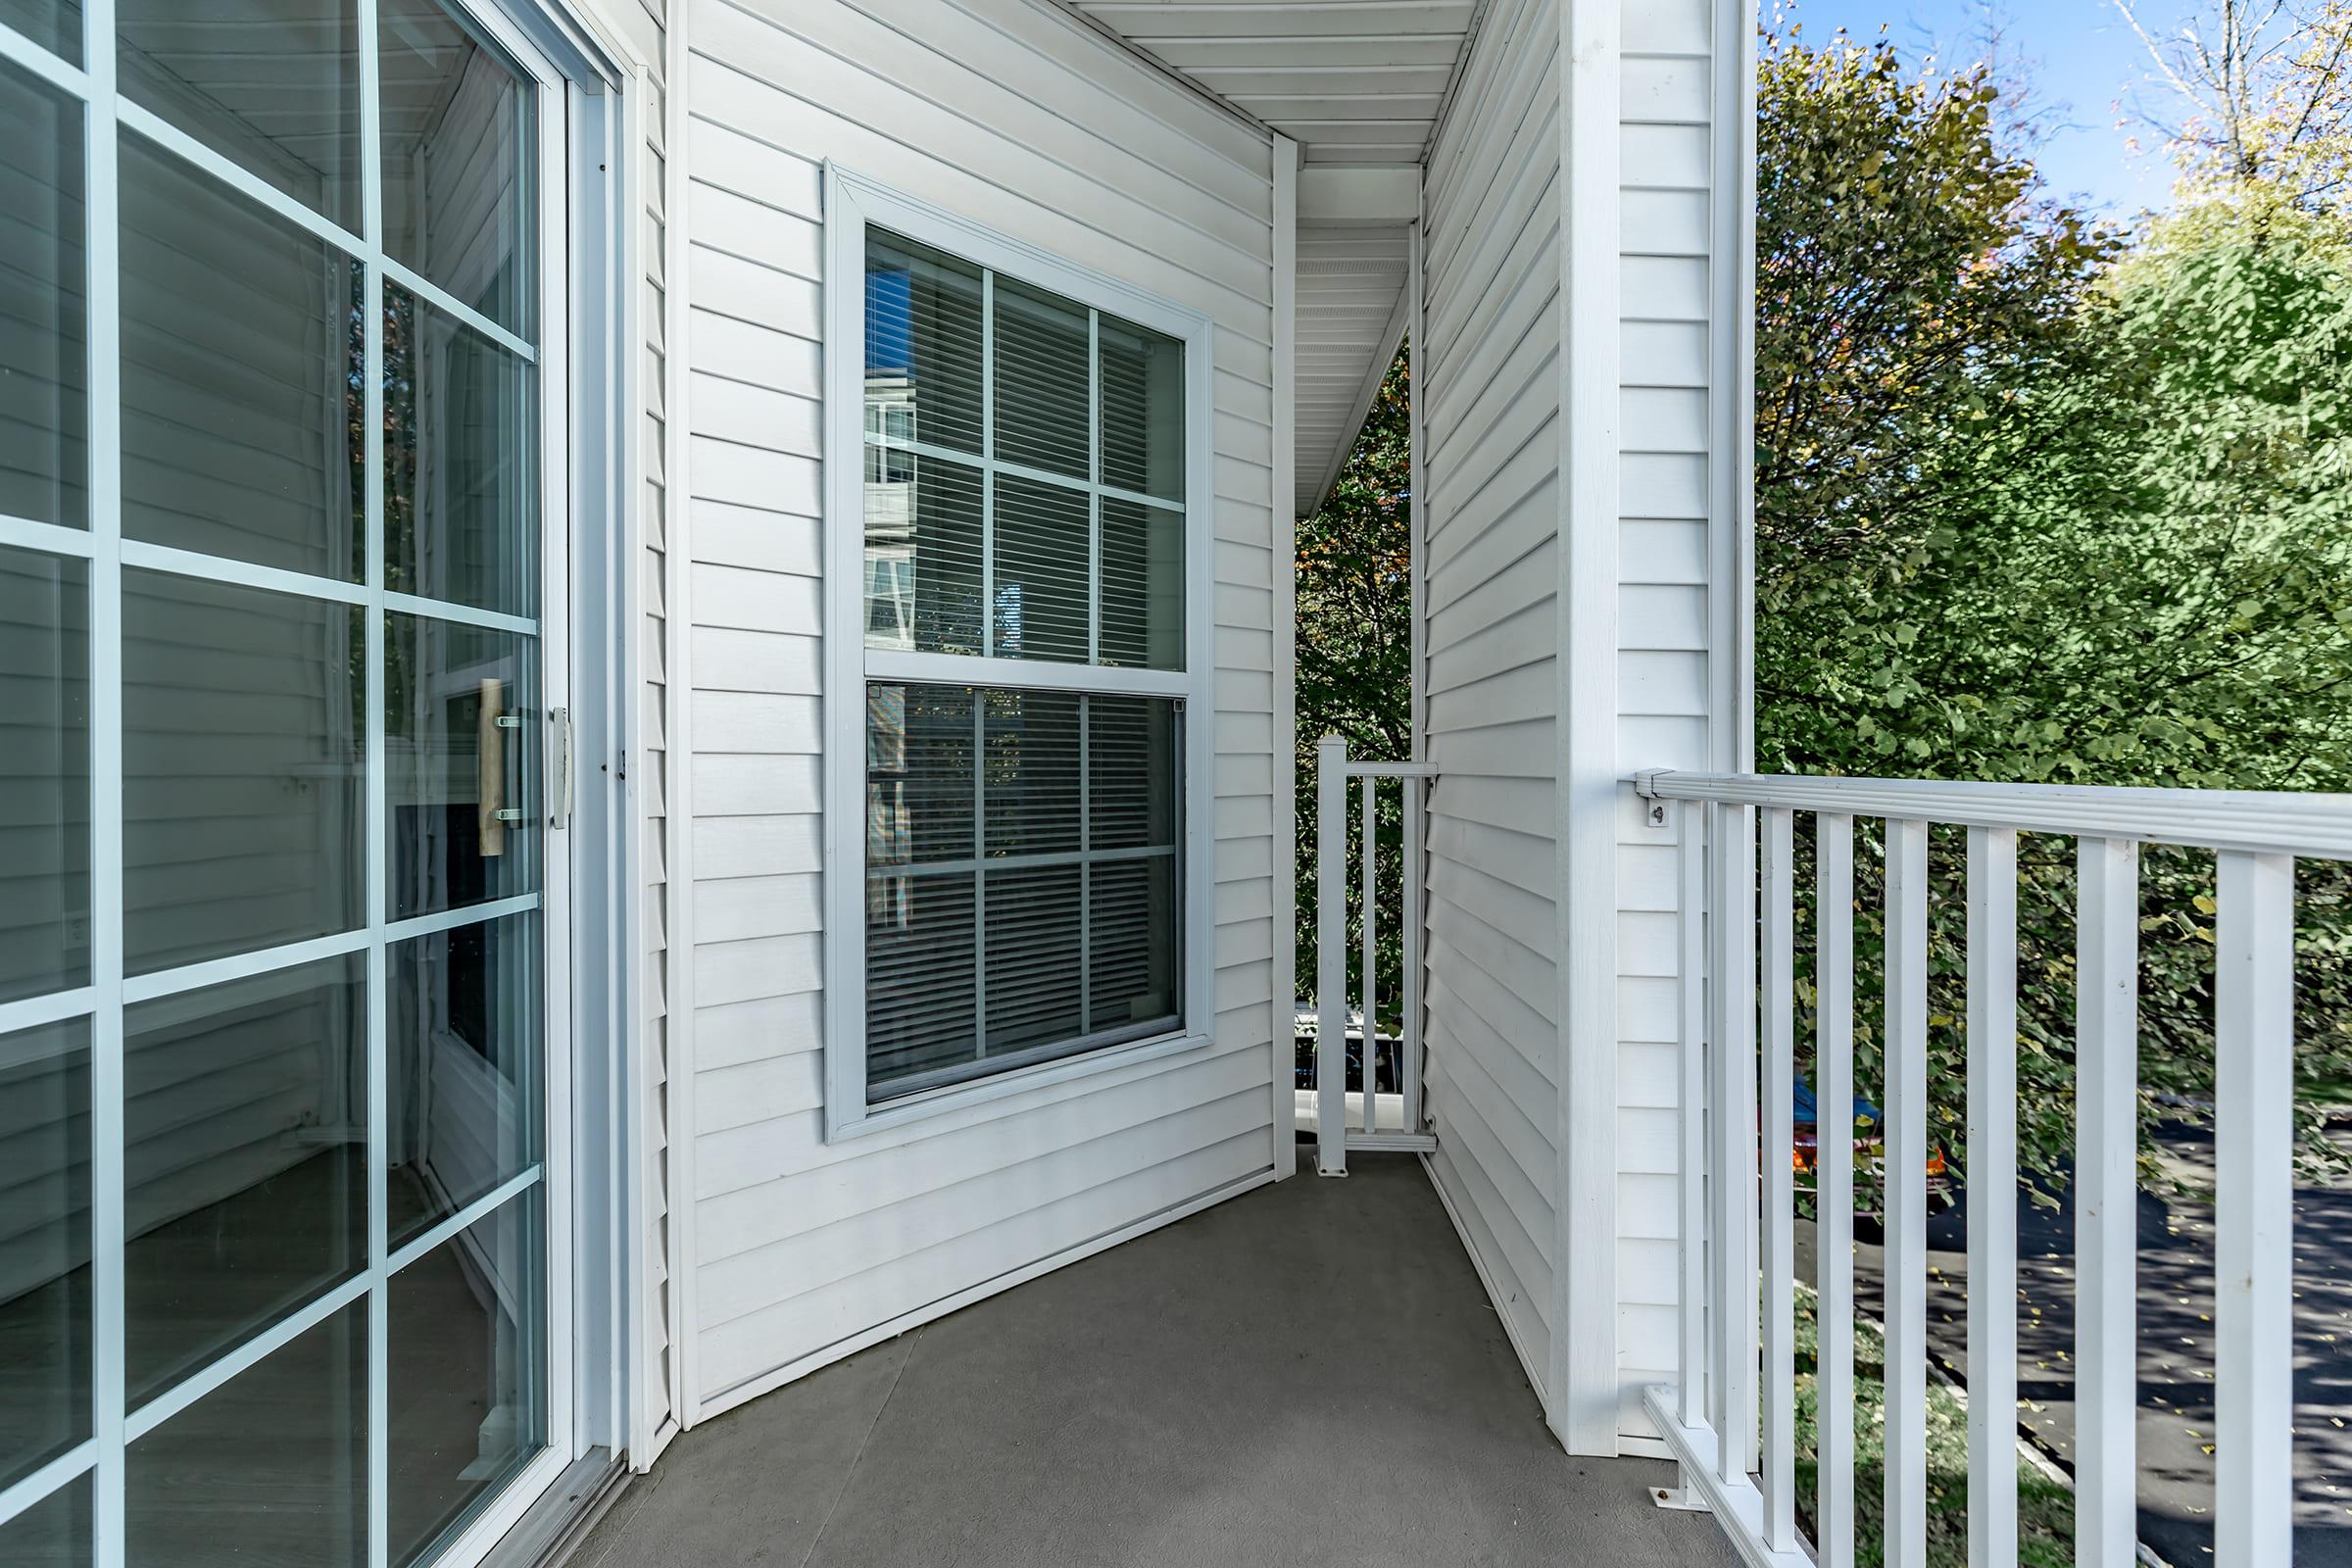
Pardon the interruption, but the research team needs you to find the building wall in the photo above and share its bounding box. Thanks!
[1415,0,1742,1453]
[1416,0,1564,1409]
[1611,0,1739,1447]
[663,0,1285,1419]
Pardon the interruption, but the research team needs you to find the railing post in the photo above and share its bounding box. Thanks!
[1676,799,1707,1431]
[1759,808,1795,1551]
[1401,774,1424,1135]
[1316,734,1348,1176]
[1707,799,1756,1484]
[1967,826,2019,1568]
[2076,836,2140,1568]
[1816,812,1855,1568]
[1884,817,1930,1568]
[2215,849,2292,1564]
[1360,775,1377,1133]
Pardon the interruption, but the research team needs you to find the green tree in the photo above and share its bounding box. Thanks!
[1759,22,2352,1193]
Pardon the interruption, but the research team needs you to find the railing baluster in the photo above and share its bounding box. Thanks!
[1967,826,2019,1568]
[1315,735,1347,1176]
[1677,798,1708,1430]
[2075,836,2140,1567]
[1760,808,1795,1549]
[2215,849,2292,1565]
[1361,775,1378,1133]
[1709,799,1757,1484]
[1885,817,1930,1568]
[1402,774,1423,1136]
[1817,812,1855,1568]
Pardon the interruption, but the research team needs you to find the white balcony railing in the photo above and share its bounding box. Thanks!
[1631,769,2352,1568]
[1312,735,1437,1175]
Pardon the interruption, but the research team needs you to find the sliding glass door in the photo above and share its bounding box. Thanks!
[0,2,568,1564]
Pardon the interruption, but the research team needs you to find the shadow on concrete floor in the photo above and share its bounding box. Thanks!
[569,1153,1735,1568]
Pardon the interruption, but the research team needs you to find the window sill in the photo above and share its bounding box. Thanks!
[824,1028,1214,1145]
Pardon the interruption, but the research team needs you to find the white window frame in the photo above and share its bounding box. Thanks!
[820,165,1216,1143]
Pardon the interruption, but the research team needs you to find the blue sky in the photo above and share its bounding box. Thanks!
[1781,0,2198,218]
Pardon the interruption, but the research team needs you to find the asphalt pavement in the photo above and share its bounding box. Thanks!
[1793,1121,2352,1565]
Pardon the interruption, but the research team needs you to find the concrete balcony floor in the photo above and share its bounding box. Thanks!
[569,1153,1740,1568]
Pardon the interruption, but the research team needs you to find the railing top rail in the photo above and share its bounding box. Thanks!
[1630,769,2352,860]
[1311,734,1438,780]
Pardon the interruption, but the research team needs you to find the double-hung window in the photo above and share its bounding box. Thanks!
[823,171,1209,1133]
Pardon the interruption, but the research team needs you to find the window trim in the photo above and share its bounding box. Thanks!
[820,164,1216,1143]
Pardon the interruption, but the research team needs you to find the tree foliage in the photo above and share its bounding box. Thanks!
[1758,23,2352,1193]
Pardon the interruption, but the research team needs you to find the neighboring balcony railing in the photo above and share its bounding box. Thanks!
[1630,768,2352,1568]
[1312,735,1437,1176]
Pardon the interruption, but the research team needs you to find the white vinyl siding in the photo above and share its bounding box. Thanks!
[1613,0,1734,1447]
[1416,0,1562,1406]
[668,0,1281,1418]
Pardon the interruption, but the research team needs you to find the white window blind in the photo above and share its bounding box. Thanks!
[857,227,1189,1103]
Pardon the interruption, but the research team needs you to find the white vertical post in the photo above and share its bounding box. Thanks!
[1816,813,1855,1568]
[1759,808,1795,1549]
[1708,800,1755,1483]
[1967,826,2019,1568]
[85,0,125,1558]
[1884,817,1929,1568]
[1360,775,1377,1132]
[1401,774,1423,1135]
[2076,836,2140,1568]
[1677,800,1707,1429]
[2215,850,2292,1566]
[1316,735,1348,1175]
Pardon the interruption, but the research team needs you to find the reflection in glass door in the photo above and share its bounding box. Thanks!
[0,3,566,1565]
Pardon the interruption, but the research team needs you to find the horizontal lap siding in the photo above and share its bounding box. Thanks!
[1417,0,1560,1400]
[1614,0,1718,1444]
[678,0,1279,1410]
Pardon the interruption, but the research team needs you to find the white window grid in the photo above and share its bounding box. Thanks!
[823,166,1218,1142]
[0,6,569,1563]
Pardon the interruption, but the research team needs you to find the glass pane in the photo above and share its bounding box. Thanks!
[866,870,975,1097]
[0,1019,90,1492]
[387,909,540,1250]
[1088,696,1179,851]
[982,688,1077,858]
[990,474,1088,662]
[0,548,87,1003]
[120,135,364,581]
[378,0,534,339]
[863,449,980,656]
[384,283,538,617]
[388,1188,544,1568]
[118,0,363,233]
[122,570,363,975]
[122,956,365,1408]
[982,863,1082,1055]
[1100,497,1183,670]
[0,58,86,529]
[866,683,972,870]
[385,612,540,921]
[865,230,981,456]
[992,276,1088,478]
[1089,856,1178,1034]
[1099,313,1183,501]
[0,1471,91,1566]
[0,1,80,65]
[125,1298,367,1566]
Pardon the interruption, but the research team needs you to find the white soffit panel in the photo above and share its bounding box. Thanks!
[1073,0,1483,166]
[1297,222,1409,514]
